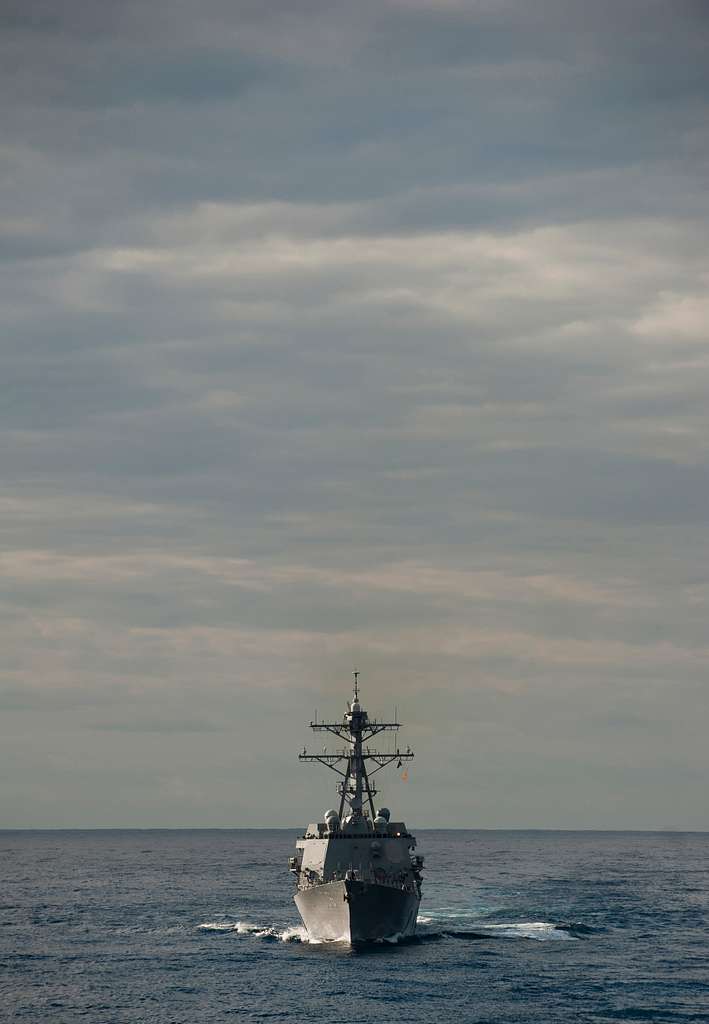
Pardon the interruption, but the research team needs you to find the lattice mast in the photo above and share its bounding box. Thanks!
[299,671,414,820]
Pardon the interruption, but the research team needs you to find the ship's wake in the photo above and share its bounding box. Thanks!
[197,914,589,944]
[420,920,578,941]
[416,910,587,941]
[198,919,311,942]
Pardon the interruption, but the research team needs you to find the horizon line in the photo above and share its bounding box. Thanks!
[2,826,708,833]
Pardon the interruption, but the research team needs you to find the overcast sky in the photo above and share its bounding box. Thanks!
[2,0,708,828]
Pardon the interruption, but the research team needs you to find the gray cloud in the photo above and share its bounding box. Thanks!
[1,0,708,828]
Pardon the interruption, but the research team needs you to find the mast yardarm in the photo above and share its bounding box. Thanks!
[299,673,414,820]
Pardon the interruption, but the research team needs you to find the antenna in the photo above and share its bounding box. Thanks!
[299,676,414,820]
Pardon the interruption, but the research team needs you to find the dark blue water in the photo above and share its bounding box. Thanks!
[2,830,707,1023]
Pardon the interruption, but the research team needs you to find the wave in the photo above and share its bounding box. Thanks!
[417,913,584,942]
[471,921,576,941]
[197,914,589,946]
[197,920,309,942]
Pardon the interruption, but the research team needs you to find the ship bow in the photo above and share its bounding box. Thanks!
[295,879,419,944]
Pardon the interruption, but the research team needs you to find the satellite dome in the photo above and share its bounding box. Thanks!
[373,816,388,830]
[377,807,391,821]
[324,809,339,820]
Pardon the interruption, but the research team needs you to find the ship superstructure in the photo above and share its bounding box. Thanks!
[290,673,424,943]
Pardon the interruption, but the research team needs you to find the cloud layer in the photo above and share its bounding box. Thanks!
[2,0,708,827]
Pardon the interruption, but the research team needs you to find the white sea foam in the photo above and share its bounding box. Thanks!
[236,921,264,934]
[374,931,405,944]
[420,909,479,920]
[278,925,309,943]
[198,919,311,942]
[415,910,578,941]
[470,921,575,941]
[199,915,575,945]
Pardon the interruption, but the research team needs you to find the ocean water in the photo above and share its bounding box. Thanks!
[2,830,708,1023]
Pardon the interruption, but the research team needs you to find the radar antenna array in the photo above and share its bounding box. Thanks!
[298,673,414,820]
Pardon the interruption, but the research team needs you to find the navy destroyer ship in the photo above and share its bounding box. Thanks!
[289,672,424,943]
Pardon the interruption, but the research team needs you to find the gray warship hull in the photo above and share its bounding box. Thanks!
[292,677,424,946]
[295,879,419,943]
